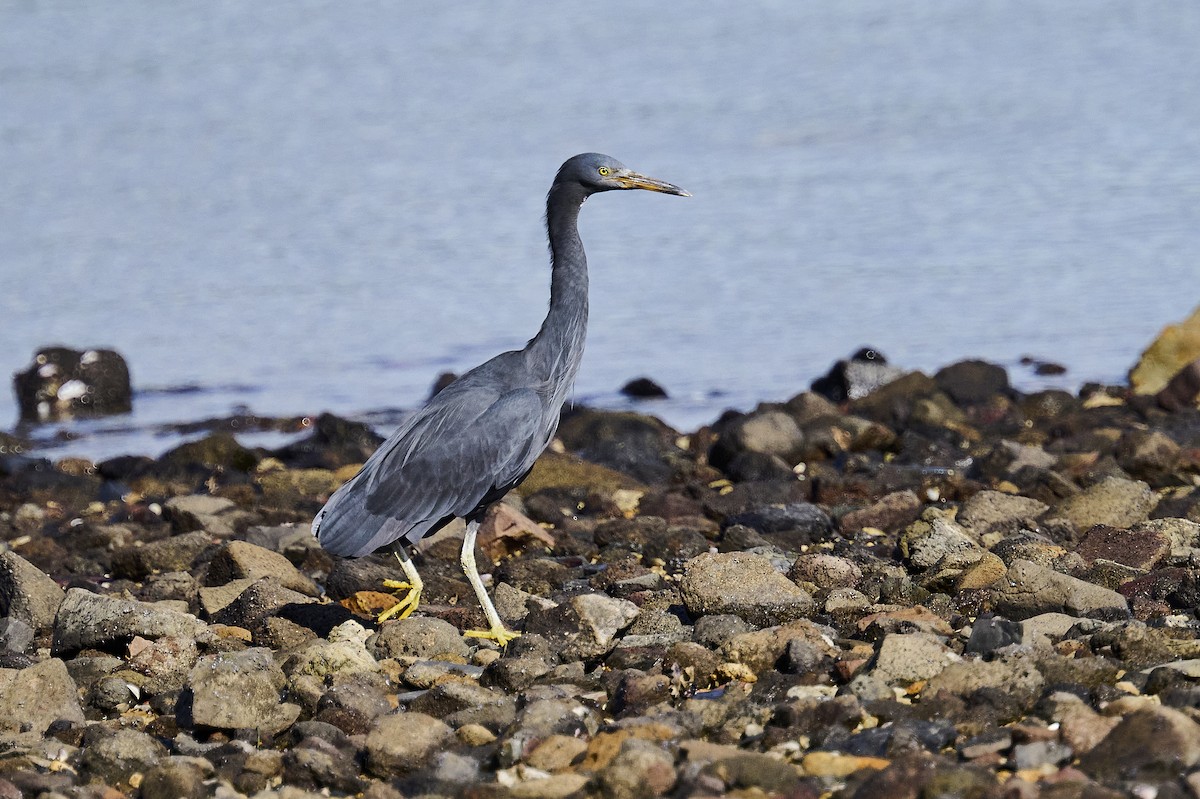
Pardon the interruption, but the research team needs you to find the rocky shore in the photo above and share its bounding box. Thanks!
[2,357,1200,799]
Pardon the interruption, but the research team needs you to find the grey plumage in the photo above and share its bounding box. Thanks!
[311,153,688,639]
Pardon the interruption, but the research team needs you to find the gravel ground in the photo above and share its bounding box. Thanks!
[2,358,1200,798]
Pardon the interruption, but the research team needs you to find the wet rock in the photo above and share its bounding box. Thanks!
[1050,476,1158,531]
[14,346,132,421]
[724,501,833,548]
[811,347,905,402]
[163,494,240,535]
[51,588,211,656]
[556,408,682,484]
[365,712,453,777]
[1075,523,1170,571]
[181,647,300,734]
[0,657,84,737]
[679,551,815,627]
[368,616,470,661]
[0,549,65,632]
[80,727,168,788]
[112,530,215,579]
[621,376,669,399]
[272,412,384,469]
[205,540,320,596]
[163,432,260,471]
[525,593,639,661]
[988,560,1128,620]
[934,359,1010,405]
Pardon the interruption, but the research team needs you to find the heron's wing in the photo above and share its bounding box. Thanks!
[362,385,547,522]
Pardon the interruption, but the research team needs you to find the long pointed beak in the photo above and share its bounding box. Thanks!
[616,171,690,197]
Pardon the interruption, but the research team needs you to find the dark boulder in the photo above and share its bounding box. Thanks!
[272,412,384,469]
[13,346,132,421]
[934,359,1011,406]
[556,407,683,484]
[811,348,905,403]
[620,377,669,399]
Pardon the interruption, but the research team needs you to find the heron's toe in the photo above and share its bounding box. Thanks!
[464,626,521,646]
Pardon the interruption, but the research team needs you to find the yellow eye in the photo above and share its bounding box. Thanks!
[598,166,611,176]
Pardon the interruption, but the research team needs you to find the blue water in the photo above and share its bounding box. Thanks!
[3,2,1199,460]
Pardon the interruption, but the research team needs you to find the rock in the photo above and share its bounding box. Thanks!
[163,494,239,535]
[1129,303,1200,395]
[719,619,839,674]
[964,616,1022,655]
[365,712,454,777]
[112,530,215,579]
[205,540,320,596]
[1075,524,1170,571]
[1116,429,1181,482]
[596,736,677,799]
[1156,358,1200,410]
[556,408,681,484]
[956,490,1048,536]
[127,634,200,694]
[1139,517,1200,559]
[679,551,815,627]
[13,346,132,421]
[620,377,669,399]
[724,502,833,548]
[710,409,806,470]
[208,578,315,632]
[839,489,923,534]
[871,632,957,684]
[139,759,209,799]
[181,647,300,734]
[51,587,211,656]
[934,359,1010,405]
[811,347,906,402]
[80,727,168,788]
[788,553,863,590]
[0,549,65,632]
[926,653,1045,699]
[900,508,985,572]
[1077,706,1200,782]
[163,432,260,471]
[368,616,470,661]
[0,657,84,736]
[1050,476,1158,531]
[284,621,379,678]
[988,560,1129,620]
[524,593,640,661]
[283,736,365,794]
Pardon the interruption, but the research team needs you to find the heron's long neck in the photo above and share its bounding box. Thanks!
[529,185,589,399]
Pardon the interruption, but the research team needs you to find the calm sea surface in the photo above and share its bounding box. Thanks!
[3,2,1199,459]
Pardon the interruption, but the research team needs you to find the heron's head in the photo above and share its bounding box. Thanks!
[556,153,690,197]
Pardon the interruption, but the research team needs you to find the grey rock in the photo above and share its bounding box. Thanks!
[205,540,320,596]
[724,502,833,546]
[525,593,640,661]
[283,737,365,794]
[679,551,815,628]
[127,634,200,694]
[871,632,957,684]
[0,657,84,736]
[365,712,453,777]
[163,494,238,534]
[900,508,984,572]
[714,409,805,465]
[692,614,753,648]
[81,728,168,787]
[926,653,1046,699]
[964,616,1023,655]
[0,618,33,653]
[1136,517,1200,559]
[182,647,300,734]
[989,559,1129,620]
[112,530,215,579]
[0,550,65,632]
[284,620,378,678]
[956,490,1048,536]
[1010,740,1072,770]
[51,587,211,656]
[1050,476,1158,531]
[368,616,470,661]
[210,578,315,631]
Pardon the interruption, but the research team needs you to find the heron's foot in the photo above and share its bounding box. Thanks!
[463,625,522,646]
[378,580,421,622]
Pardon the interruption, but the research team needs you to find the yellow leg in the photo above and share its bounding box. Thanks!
[460,520,521,645]
[378,549,423,623]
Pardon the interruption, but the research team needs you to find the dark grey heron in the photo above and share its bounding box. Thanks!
[312,153,688,643]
